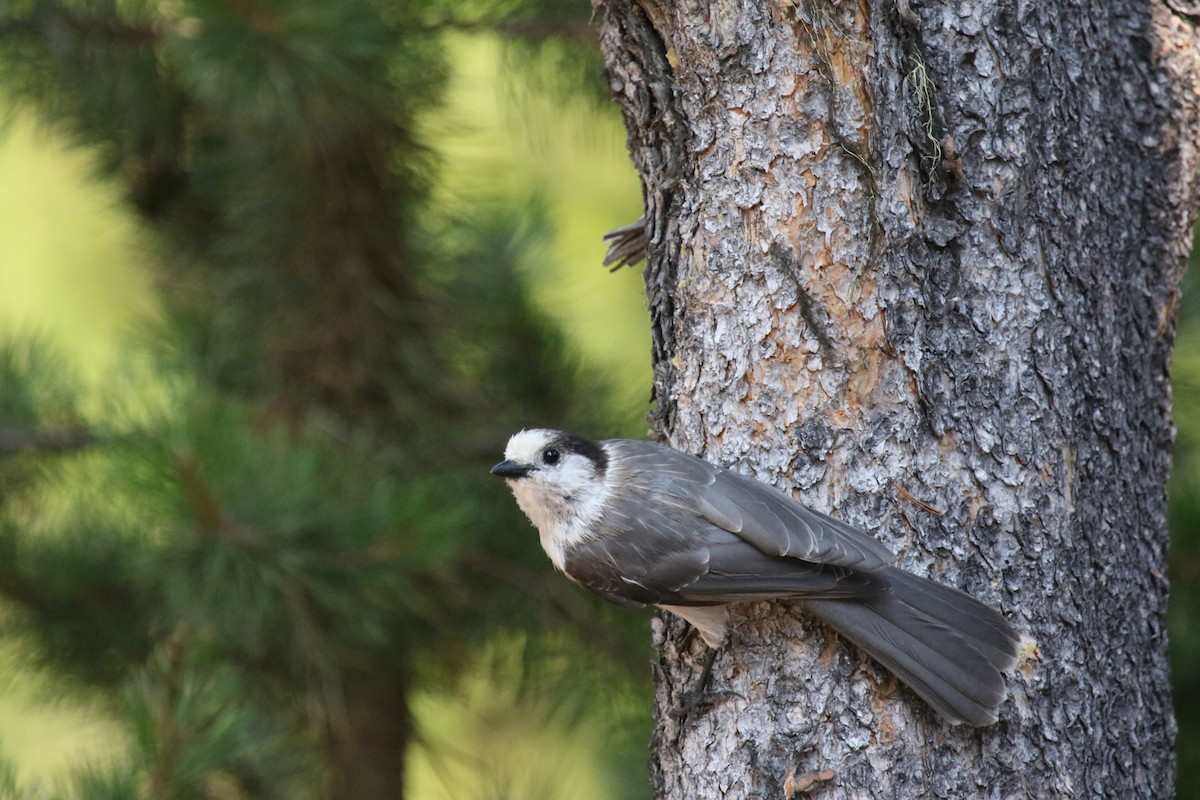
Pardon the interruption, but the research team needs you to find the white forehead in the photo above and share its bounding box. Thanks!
[504,429,560,462]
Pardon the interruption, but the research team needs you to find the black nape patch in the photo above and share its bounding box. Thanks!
[554,432,608,473]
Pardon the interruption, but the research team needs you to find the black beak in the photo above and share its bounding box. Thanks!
[491,460,533,479]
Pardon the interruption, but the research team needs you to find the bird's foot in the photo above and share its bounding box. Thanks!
[667,647,741,719]
[668,687,741,719]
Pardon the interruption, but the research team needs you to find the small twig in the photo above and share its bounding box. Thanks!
[173,454,262,547]
[892,482,942,515]
[602,217,649,270]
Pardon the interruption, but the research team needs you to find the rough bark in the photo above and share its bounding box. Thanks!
[592,0,1200,796]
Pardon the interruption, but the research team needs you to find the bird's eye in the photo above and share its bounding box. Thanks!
[542,448,560,465]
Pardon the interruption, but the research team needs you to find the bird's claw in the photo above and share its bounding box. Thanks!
[668,688,741,719]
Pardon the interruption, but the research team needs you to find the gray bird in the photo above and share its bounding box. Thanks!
[491,428,1020,726]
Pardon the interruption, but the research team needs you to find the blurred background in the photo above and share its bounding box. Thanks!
[0,2,1195,798]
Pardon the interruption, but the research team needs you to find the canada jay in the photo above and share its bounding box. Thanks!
[491,428,1020,726]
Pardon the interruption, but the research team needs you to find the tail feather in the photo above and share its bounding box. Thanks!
[803,568,1018,726]
[884,569,1019,668]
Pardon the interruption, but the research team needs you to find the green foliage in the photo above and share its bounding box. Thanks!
[56,770,139,800]
[0,755,19,800]
[0,335,80,428]
[145,399,453,652]
[425,198,619,431]
[122,645,321,800]
[0,336,86,504]
[1172,239,1200,796]
[0,0,651,796]
[0,514,153,687]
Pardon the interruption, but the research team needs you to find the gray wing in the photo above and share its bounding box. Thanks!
[607,439,896,571]
[562,499,886,608]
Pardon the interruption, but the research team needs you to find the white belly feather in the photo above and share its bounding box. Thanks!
[509,473,613,572]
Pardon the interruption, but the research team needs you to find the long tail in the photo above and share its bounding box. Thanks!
[803,568,1020,726]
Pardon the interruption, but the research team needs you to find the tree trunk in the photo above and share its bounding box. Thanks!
[327,664,411,800]
[592,0,1200,796]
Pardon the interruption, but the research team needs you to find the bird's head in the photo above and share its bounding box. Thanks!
[492,429,613,567]
[490,429,608,504]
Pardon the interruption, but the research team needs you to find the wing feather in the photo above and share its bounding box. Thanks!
[562,511,883,608]
[610,440,896,570]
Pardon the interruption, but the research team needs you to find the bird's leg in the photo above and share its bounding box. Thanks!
[668,645,740,719]
[693,645,719,695]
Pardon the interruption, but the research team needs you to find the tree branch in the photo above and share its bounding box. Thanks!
[0,427,100,455]
[0,10,160,45]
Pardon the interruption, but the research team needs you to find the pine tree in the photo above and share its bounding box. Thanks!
[0,1,648,797]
